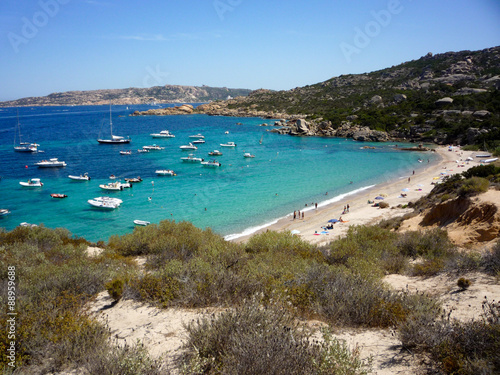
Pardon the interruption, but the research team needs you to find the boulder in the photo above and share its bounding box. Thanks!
[369,95,383,105]
[296,119,309,134]
[435,97,453,105]
[393,94,407,103]
[473,110,491,117]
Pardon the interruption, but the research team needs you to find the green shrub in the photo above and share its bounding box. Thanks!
[458,177,490,196]
[398,298,500,374]
[482,240,500,276]
[457,277,471,290]
[396,229,454,259]
[177,297,371,375]
[106,277,125,302]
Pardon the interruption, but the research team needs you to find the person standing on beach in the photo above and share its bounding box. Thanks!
[301,212,304,219]
[347,204,350,212]
[315,202,318,210]
[293,211,296,220]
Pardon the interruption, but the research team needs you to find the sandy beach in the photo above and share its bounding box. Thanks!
[233,146,479,246]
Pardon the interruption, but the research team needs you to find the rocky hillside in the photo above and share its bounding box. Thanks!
[0,85,251,107]
[196,46,500,147]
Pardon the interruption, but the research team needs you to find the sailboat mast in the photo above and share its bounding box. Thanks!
[109,103,113,136]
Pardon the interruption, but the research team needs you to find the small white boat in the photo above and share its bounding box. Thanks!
[180,143,197,150]
[121,181,133,189]
[20,178,43,187]
[93,196,123,204]
[120,150,132,155]
[189,134,204,139]
[156,169,176,176]
[137,148,149,153]
[480,158,498,163]
[88,198,120,209]
[475,154,491,158]
[134,220,150,226]
[99,181,124,191]
[192,139,205,144]
[209,150,223,156]
[151,130,175,138]
[0,209,11,216]
[201,160,222,167]
[35,158,67,167]
[142,145,164,151]
[20,222,38,227]
[14,144,38,153]
[244,153,255,158]
[69,173,91,181]
[109,175,116,180]
[220,141,236,147]
[181,154,204,163]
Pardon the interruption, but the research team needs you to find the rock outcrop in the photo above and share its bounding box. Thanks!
[420,192,500,244]
[131,104,194,116]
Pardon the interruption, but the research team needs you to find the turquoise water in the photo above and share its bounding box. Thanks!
[0,105,436,242]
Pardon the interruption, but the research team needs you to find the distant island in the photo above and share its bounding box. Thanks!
[0,84,252,107]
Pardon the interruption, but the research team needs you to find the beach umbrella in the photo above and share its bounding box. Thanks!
[291,229,300,234]
[328,219,339,223]
[375,196,385,200]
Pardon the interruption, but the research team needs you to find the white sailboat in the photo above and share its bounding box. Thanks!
[13,109,38,153]
[97,103,131,144]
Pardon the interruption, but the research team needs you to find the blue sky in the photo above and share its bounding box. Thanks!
[1,0,499,101]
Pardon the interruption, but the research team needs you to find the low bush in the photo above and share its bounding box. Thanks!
[105,277,125,302]
[457,277,471,290]
[177,297,371,375]
[458,176,490,196]
[398,298,500,374]
[482,240,500,276]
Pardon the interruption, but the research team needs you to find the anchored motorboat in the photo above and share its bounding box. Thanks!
[155,169,176,176]
[99,181,124,191]
[181,154,204,163]
[134,220,150,226]
[20,178,43,187]
[68,173,91,181]
[151,130,175,138]
[220,141,236,147]
[35,158,67,167]
[180,143,197,150]
[201,160,222,167]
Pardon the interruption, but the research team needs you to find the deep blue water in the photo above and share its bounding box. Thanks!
[0,105,436,242]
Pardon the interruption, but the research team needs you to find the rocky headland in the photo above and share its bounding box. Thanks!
[128,46,500,146]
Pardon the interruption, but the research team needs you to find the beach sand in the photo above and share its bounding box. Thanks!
[232,146,478,246]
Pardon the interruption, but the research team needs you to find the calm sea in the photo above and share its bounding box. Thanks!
[0,105,436,242]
